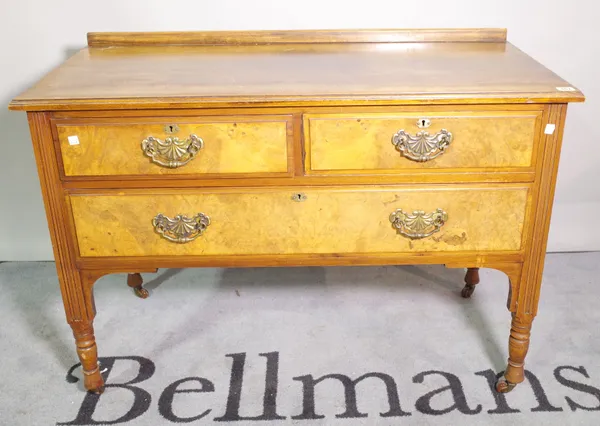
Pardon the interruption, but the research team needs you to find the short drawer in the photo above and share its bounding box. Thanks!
[54,116,291,177]
[304,111,542,174]
[69,185,530,257]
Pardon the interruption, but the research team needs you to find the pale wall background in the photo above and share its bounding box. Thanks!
[0,0,597,260]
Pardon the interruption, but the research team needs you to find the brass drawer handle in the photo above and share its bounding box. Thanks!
[152,213,210,243]
[142,134,204,168]
[389,208,448,239]
[391,128,452,162]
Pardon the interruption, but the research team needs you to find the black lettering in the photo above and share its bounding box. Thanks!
[475,370,520,414]
[525,370,563,412]
[413,370,482,415]
[214,352,285,421]
[291,372,410,419]
[555,365,600,411]
[58,356,155,425]
[159,377,215,422]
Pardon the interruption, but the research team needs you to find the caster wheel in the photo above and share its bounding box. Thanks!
[88,384,105,394]
[128,273,150,299]
[495,376,516,393]
[461,284,475,298]
[84,374,105,394]
[133,287,149,299]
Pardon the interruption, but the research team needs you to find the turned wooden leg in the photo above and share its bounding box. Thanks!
[496,313,533,393]
[70,320,104,394]
[127,273,149,299]
[461,267,480,298]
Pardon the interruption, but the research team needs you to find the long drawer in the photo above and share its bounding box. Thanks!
[69,185,530,257]
[304,110,543,174]
[54,116,291,177]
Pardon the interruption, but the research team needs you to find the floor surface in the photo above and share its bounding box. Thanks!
[1,253,599,425]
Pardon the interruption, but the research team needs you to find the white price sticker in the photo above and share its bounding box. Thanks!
[556,86,576,92]
[67,135,80,146]
[544,124,556,135]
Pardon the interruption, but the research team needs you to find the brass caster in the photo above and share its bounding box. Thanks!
[88,385,105,395]
[461,284,475,298]
[84,371,105,394]
[127,273,149,299]
[495,376,516,393]
[133,287,149,299]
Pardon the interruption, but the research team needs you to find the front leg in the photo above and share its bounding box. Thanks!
[493,104,567,393]
[70,320,104,394]
[496,313,533,393]
[27,112,106,394]
[63,270,107,393]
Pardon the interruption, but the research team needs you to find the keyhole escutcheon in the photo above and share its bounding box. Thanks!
[164,124,180,134]
[417,118,431,129]
[291,193,307,202]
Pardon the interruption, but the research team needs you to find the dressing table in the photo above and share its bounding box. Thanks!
[9,28,584,394]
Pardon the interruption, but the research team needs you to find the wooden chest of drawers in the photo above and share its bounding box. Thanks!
[9,28,584,396]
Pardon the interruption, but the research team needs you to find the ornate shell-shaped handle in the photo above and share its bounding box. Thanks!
[152,213,210,243]
[391,129,452,162]
[142,134,204,168]
[389,208,448,239]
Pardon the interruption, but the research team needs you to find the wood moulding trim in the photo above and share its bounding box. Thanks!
[27,112,93,322]
[59,171,536,188]
[87,28,508,47]
[65,182,532,196]
[517,104,568,319]
[49,103,551,119]
[8,95,584,112]
[77,251,524,271]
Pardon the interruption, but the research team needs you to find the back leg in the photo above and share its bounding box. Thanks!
[127,273,149,299]
[461,268,480,298]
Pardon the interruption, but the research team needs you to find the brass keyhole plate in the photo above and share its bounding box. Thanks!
[291,193,307,202]
[164,124,180,134]
[417,118,431,128]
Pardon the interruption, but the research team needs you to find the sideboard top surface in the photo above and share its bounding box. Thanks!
[9,28,584,111]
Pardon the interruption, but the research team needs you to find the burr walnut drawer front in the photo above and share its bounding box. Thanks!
[69,185,530,257]
[54,116,291,177]
[304,111,543,174]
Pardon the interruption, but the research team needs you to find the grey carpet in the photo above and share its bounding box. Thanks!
[1,253,599,425]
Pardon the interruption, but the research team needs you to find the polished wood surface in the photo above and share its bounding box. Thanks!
[9,30,583,111]
[305,110,541,173]
[56,117,290,176]
[70,321,104,394]
[69,185,530,257]
[87,28,508,46]
[10,29,584,395]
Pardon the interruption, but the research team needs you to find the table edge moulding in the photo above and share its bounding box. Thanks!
[8,28,585,397]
